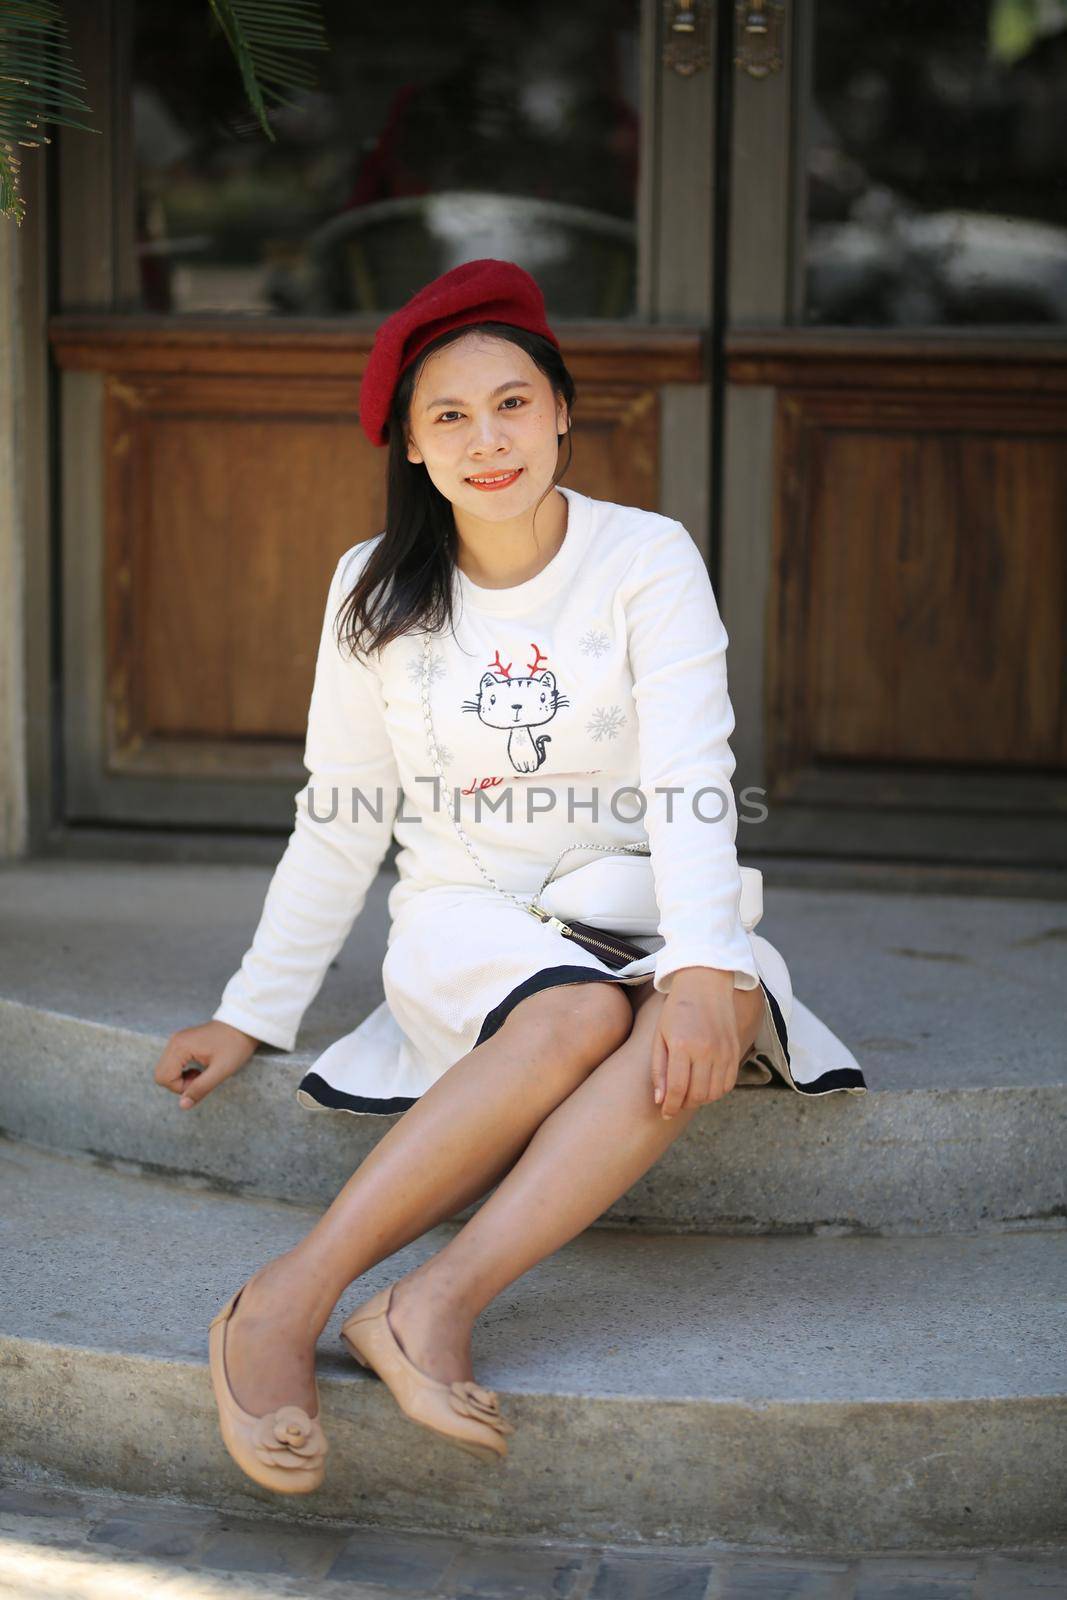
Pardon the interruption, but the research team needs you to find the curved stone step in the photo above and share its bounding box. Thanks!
[2,1140,1065,1552]
[2,859,1065,1233]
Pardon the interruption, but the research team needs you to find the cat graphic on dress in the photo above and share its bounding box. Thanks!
[462,645,569,774]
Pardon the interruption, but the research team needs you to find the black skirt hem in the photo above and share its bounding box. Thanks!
[296,965,805,1114]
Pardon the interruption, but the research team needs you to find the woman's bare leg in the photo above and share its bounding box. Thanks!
[223,980,634,1416]
[385,980,767,1385]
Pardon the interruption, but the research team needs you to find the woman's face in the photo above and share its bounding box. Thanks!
[405,332,570,522]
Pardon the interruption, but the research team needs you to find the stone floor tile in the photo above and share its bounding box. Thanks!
[853,1560,979,1582]
[851,1580,972,1599]
[86,1514,208,1561]
[979,1584,1052,1600]
[0,1483,89,1520]
[717,1562,852,1598]
[197,1518,349,1578]
[446,1541,588,1597]
[326,1525,467,1588]
[724,1556,852,1571]
[981,1554,1067,1593]
[85,1494,218,1526]
[589,1552,715,1600]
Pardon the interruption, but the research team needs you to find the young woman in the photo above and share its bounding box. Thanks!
[153,258,866,1494]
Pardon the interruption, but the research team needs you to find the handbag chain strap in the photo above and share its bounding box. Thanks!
[419,630,649,923]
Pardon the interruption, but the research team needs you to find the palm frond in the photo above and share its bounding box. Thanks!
[0,0,98,224]
[208,0,328,141]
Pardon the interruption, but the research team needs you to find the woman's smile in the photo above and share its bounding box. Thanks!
[464,467,524,491]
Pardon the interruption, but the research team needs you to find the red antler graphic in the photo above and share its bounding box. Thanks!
[488,650,512,680]
[527,643,548,676]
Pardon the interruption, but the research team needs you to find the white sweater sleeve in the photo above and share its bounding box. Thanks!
[621,520,760,996]
[212,544,401,1050]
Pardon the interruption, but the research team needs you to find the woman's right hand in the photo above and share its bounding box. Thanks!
[153,1020,261,1110]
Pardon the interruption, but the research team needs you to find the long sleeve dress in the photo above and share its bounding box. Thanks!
[213,484,868,1113]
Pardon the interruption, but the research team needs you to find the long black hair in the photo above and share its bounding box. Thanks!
[334,321,576,660]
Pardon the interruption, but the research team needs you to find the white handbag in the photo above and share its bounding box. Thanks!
[539,846,765,938]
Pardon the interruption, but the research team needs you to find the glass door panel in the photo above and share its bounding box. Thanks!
[133,0,642,317]
[804,0,1067,326]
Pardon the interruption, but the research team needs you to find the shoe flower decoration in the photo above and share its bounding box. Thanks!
[253,1405,329,1470]
[448,1379,516,1435]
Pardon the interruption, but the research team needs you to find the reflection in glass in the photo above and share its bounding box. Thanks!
[805,0,1067,326]
[132,0,640,318]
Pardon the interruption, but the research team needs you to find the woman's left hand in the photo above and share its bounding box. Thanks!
[651,967,740,1118]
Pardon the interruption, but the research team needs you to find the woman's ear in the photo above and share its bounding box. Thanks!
[406,434,423,466]
[556,399,571,436]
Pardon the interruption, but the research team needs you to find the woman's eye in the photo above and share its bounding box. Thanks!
[436,398,526,423]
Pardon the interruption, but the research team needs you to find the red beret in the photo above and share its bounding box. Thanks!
[358,258,560,448]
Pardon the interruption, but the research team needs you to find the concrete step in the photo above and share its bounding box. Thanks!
[2,1139,1065,1552]
[2,860,1065,1234]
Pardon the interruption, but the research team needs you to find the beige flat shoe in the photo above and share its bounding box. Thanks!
[208,1275,328,1494]
[340,1283,514,1464]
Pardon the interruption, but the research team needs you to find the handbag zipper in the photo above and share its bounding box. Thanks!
[526,905,645,964]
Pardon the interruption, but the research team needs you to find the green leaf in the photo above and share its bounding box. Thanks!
[208,0,328,143]
[0,0,98,223]
[1,0,330,224]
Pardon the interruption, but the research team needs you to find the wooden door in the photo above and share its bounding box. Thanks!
[719,0,1067,872]
[48,0,727,831]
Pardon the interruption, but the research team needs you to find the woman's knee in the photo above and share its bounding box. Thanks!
[503,981,634,1063]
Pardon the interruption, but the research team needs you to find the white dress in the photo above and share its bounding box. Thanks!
[213,486,868,1113]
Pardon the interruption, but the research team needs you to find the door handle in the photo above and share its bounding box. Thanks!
[734,0,786,79]
[663,0,711,77]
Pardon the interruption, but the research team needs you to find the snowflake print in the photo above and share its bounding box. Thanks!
[587,705,627,742]
[407,647,447,686]
[435,742,455,767]
[578,627,611,659]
